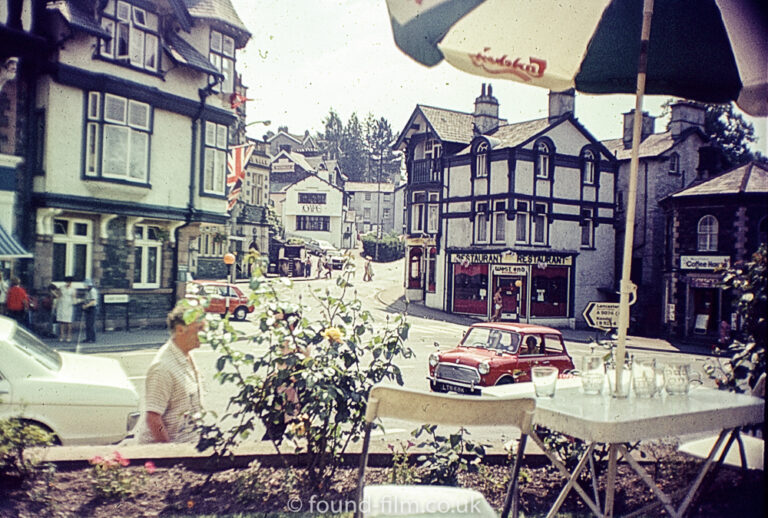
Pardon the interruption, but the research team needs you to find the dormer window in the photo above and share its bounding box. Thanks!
[99,0,159,73]
[474,140,489,178]
[669,152,680,175]
[581,149,597,185]
[210,30,236,94]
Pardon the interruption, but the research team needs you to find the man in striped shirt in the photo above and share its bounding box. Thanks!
[138,304,204,443]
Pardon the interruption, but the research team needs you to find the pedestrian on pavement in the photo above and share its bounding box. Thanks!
[363,256,374,281]
[137,303,204,444]
[5,277,30,327]
[305,256,312,278]
[57,276,76,342]
[80,278,99,343]
[491,288,503,322]
[0,271,8,315]
[316,256,324,279]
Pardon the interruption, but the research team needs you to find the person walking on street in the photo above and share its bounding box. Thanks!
[6,277,30,327]
[57,276,76,342]
[137,303,205,444]
[491,287,503,322]
[363,257,374,281]
[305,256,312,278]
[0,271,8,315]
[81,278,98,343]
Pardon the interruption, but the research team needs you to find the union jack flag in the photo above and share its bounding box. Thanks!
[227,143,254,212]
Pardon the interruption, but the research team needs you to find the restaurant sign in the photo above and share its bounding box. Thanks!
[492,264,528,275]
[680,255,730,270]
[452,251,572,266]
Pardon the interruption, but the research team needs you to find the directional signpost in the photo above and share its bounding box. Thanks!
[583,302,621,331]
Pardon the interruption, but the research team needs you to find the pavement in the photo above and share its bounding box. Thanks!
[43,280,710,357]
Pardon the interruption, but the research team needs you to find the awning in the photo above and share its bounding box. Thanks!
[0,224,32,260]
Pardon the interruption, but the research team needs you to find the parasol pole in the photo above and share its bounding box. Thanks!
[614,0,654,396]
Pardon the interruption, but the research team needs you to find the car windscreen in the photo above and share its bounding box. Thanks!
[462,327,521,353]
[12,326,62,371]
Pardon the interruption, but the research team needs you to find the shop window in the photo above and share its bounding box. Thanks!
[297,216,330,232]
[515,201,529,243]
[475,203,489,243]
[452,263,489,315]
[474,141,489,178]
[530,265,568,317]
[427,247,437,293]
[580,208,594,248]
[408,248,423,289]
[533,203,548,245]
[52,218,92,282]
[427,193,439,234]
[581,149,596,185]
[697,215,718,252]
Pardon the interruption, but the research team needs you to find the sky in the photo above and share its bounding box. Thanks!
[231,0,767,153]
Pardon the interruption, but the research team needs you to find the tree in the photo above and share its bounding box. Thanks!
[663,100,758,166]
[321,109,343,160]
[340,112,367,181]
[364,114,398,182]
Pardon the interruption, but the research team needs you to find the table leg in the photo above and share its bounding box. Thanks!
[604,444,618,518]
[528,430,603,517]
[676,428,732,517]
[618,443,678,517]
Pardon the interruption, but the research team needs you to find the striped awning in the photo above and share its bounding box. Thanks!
[0,224,32,260]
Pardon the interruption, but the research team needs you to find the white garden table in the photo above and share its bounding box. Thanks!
[483,382,764,518]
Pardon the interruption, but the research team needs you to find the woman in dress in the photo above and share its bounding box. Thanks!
[57,276,76,342]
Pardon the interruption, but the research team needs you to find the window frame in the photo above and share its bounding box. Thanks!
[98,0,160,73]
[474,140,489,178]
[493,200,506,243]
[209,29,236,94]
[668,152,680,175]
[515,201,529,244]
[581,149,597,185]
[475,202,489,244]
[580,208,594,248]
[298,192,327,204]
[52,218,93,282]
[535,140,553,179]
[203,121,228,195]
[697,215,718,252]
[297,215,330,232]
[533,202,549,245]
[132,224,162,288]
[427,192,439,234]
[411,191,426,233]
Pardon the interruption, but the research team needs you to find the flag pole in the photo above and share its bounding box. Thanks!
[614,0,654,397]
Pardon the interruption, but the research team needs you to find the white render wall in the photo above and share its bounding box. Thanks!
[283,175,345,249]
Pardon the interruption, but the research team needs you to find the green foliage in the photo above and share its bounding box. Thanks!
[361,232,404,262]
[534,425,587,471]
[195,256,413,488]
[387,440,418,484]
[411,425,485,486]
[0,418,55,484]
[705,245,767,393]
[88,451,155,500]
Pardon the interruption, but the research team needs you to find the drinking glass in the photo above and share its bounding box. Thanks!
[531,366,558,397]
[632,358,657,397]
[606,353,632,398]
[580,354,605,395]
[664,363,703,395]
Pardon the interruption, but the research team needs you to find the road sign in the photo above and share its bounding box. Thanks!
[583,302,621,331]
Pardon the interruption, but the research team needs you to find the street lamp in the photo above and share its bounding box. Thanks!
[223,252,236,284]
[245,120,271,127]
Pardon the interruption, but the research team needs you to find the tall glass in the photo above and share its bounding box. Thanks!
[606,352,632,398]
[581,354,605,395]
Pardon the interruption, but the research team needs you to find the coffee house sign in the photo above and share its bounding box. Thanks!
[680,255,730,270]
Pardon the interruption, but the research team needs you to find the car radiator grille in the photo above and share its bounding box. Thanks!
[435,363,480,384]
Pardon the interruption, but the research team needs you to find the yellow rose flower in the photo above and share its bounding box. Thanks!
[322,327,342,343]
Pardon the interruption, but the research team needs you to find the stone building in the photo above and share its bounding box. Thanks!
[660,161,768,340]
[345,181,396,236]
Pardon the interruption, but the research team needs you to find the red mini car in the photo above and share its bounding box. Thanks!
[186,281,254,321]
[427,322,575,395]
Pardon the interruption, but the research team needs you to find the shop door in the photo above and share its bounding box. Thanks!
[493,276,526,320]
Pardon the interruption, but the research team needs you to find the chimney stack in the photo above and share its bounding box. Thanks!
[473,83,500,134]
[548,89,575,122]
[622,110,656,149]
[670,101,706,140]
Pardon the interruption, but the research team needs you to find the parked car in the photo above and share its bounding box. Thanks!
[326,249,346,269]
[0,317,139,445]
[427,322,575,395]
[305,239,337,256]
[186,280,254,320]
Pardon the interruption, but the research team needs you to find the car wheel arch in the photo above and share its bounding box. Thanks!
[12,418,62,445]
[495,375,516,385]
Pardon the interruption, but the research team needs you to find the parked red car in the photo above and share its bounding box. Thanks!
[186,281,254,321]
[428,322,575,395]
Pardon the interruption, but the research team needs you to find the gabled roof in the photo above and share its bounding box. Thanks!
[47,1,111,38]
[183,0,250,48]
[667,161,768,199]
[271,150,315,173]
[602,128,707,161]
[268,130,302,145]
[164,32,221,76]
[484,118,551,149]
[394,104,510,149]
[279,171,344,194]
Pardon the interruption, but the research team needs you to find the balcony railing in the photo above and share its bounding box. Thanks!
[410,158,442,184]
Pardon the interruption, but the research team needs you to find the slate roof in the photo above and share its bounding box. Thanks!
[183,0,250,47]
[602,132,684,160]
[48,0,111,38]
[451,118,551,155]
[668,161,768,198]
[418,105,476,144]
[164,32,221,76]
[270,171,310,193]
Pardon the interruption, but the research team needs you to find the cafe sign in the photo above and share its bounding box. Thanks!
[680,255,730,270]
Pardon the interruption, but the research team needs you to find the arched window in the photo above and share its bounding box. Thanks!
[697,215,718,252]
[581,149,596,185]
[408,247,423,289]
[475,140,489,178]
[669,152,680,175]
[535,140,552,179]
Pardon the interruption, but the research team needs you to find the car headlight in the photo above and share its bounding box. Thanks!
[478,361,490,375]
[429,353,440,367]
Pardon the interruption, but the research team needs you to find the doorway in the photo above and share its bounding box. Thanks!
[493,275,526,321]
